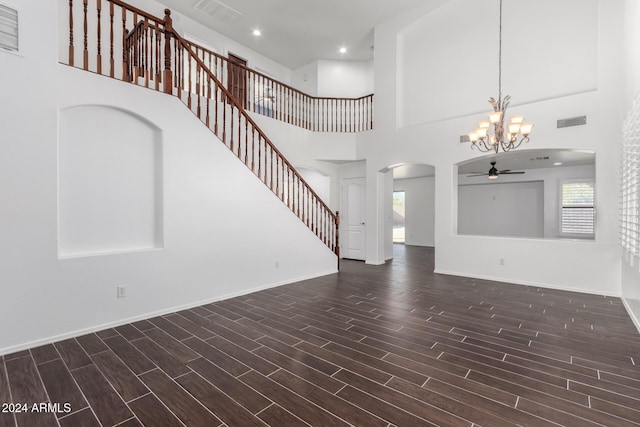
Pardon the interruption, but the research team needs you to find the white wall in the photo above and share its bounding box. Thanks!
[621,0,640,329]
[398,0,598,127]
[458,181,544,238]
[291,59,374,99]
[363,0,624,296]
[317,60,374,98]
[0,0,336,354]
[393,177,435,246]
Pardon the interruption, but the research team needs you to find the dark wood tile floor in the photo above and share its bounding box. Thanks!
[2,245,640,426]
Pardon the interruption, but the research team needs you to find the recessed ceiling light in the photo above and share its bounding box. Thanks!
[553,162,563,166]
[339,47,347,54]
[253,29,261,36]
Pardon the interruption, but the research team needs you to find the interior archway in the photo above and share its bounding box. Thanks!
[379,162,436,260]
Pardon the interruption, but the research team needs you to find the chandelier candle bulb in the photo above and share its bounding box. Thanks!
[521,123,533,135]
[489,112,502,123]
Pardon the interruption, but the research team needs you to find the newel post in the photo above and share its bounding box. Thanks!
[335,211,340,270]
[163,9,173,94]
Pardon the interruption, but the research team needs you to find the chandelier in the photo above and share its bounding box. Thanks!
[467,0,533,153]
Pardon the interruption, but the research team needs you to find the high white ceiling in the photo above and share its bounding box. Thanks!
[160,0,444,69]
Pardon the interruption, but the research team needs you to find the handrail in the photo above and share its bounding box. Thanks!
[62,0,340,259]
[183,38,374,132]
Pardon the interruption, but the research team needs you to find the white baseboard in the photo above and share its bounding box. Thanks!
[0,269,337,356]
[433,269,622,298]
[622,298,640,334]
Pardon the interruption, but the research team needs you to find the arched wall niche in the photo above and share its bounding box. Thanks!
[58,105,163,258]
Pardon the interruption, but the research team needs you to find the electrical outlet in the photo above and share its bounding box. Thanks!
[117,286,126,298]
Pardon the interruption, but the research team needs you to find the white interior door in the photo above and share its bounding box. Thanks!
[342,178,366,260]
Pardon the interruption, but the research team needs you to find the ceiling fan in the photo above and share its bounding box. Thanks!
[467,161,525,180]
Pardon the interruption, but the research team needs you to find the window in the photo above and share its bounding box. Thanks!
[0,3,18,52]
[560,180,595,237]
[621,97,640,258]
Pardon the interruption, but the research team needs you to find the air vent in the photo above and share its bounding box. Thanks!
[460,135,470,143]
[529,156,550,161]
[194,0,243,22]
[0,4,19,52]
[557,115,587,129]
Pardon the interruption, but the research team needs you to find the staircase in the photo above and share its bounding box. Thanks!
[62,0,375,264]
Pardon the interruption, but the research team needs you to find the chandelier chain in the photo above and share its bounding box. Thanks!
[498,0,502,103]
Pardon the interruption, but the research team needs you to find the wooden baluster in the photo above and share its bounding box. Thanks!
[96,0,102,74]
[187,48,192,108]
[297,176,301,218]
[196,63,201,118]
[83,0,88,70]
[270,148,274,191]
[162,9,173,94]
[335,211,340,263]
[206,77,211,128]
[287,163,295,211]
[144,19,150,87]
[68,0,74,66]
[258,136,262,181]
[370,95,373,130]
[313,199,317,236]
[229,107,234,151]
[251,129,256,172]
[155,25,160,90]
[237,109,241,159]
[244,120,248,166]
[132,26,139,81]
[109,2,114,76]
[275,156,280,199]
[280,157,287,202]
[277,84,281,121]
[222,93,227,143]
[214,78,219,136]
[123,18,129,83]
[302,185,306,225]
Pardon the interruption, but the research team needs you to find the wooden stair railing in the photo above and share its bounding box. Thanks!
[182,39,374,133]
[63,0,340,260]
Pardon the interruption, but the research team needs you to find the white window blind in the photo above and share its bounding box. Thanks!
[561,181,594,236]
[0,4,18,52]
[621,93,640,258]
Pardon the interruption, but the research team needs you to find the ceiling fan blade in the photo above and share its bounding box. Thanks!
[467,173,489,177]
[498,169,511,173]
[500,171,525,174]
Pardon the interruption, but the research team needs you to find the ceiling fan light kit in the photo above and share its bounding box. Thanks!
[466,0,533,153]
